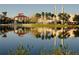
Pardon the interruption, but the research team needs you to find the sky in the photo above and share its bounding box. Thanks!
[0,4,79,17]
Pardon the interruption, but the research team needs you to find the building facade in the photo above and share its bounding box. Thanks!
[14,13,29,23]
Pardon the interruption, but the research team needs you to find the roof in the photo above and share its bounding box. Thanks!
[14,13,28,18]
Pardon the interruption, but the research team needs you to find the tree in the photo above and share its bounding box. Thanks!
[47,12,52,16]
[58,13,70,24]
[35,13,41,18]
[2,12,7,17]
[42,12,44,17]
[73,15,79,24]
[46,12,55,20]
[51,14,55,17]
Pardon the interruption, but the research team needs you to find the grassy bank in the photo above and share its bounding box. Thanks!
[17,24,79,28]
[0,24,79,28]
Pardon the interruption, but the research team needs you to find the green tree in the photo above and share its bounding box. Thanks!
[58,13,70,24]
[51,14,55,17]
[35,13,41,18]
[42,12,44,17]
[73,15,79,23]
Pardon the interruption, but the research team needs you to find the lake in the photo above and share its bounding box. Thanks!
[0,25,79,55]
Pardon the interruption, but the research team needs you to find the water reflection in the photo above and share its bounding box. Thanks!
[0,25,79,54]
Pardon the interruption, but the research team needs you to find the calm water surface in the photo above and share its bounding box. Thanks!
[0,25,79,55]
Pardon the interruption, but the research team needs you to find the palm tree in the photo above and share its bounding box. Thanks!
[42,12,44,17]
[58,13,70,24]
[35,13,41,18]
[73,15,79,24]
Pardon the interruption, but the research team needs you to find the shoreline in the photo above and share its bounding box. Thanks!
[0,24,79,28]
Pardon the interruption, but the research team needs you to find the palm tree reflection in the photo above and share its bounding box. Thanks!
[2,33,7,38]
[9,43,30,55]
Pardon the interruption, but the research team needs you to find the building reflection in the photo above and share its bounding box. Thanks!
[0,26,79,38]
[14,27,31,36]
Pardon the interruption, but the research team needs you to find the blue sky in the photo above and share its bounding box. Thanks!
[0,4,79,17]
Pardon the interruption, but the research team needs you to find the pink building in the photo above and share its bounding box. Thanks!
[14,13,29,22]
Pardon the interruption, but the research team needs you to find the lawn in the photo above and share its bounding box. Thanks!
[17,24,79,28]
